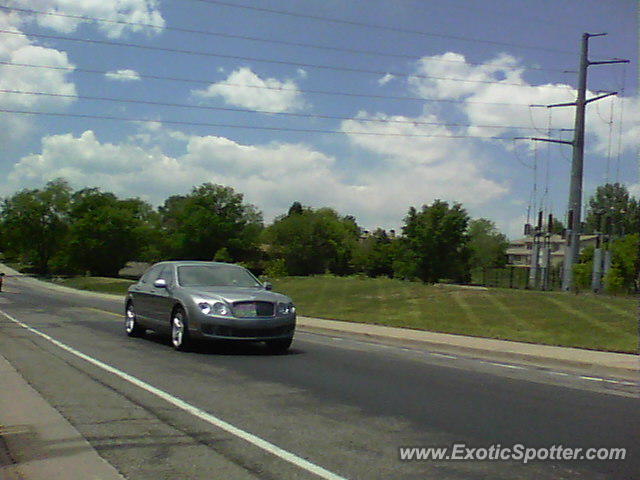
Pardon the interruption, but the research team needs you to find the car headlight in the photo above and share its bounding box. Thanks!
[198,302,212,315]
[277,302,296,315]
[198,301,231,316]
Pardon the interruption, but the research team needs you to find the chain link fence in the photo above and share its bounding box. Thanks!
[471,266,564,290]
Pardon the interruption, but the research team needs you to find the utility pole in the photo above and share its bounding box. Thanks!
[525,33,628,291]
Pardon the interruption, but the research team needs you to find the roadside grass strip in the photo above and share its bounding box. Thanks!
[541,296,621,335]
[579,296,635,319]
[47,277,134,295]
[0,309,348,480]
[480,294,531,332]
[449,291,482,327]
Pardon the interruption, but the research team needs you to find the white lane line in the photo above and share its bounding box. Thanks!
[0,309,348,480]
[579,376,604,382]
[601,379,636,385]
[429,353,457,359]
[486,363,526,370]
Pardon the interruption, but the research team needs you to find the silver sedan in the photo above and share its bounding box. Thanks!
[124,261,296,352]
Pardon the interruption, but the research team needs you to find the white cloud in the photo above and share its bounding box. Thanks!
[340,112,508,221]
[7,130,341,218]
[26,0,165,38]
[193,67,304,113]
[105,69,141,82]
[297,68,308,79]
[409,52,524,100]
[377,73,395,86]
[0,10,29,59]
[342,111,454,164]
[409,52,639,155]
[0,11,76,143]
[0,44,76,105]
[6,126,508,229]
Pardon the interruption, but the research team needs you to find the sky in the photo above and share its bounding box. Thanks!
[0,0,637,238]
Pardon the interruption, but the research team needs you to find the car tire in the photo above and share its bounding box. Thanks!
[171,307,192,352]
[265,336,293,354]
[125,302,145,337]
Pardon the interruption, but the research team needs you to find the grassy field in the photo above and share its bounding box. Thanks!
[48,274,637,353]
[270,275,637,353]
[48,276,135,295]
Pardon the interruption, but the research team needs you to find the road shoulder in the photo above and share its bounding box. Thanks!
[297,316,640,380]
[0,353,126,480]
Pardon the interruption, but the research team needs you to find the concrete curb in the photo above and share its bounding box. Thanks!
[0,354,126,480]
[0,266,123,302]
[296,317,639,380]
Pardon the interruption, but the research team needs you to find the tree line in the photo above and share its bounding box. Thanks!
[0,178,509,282]
[0,179,635,291]
[575,182,640,293]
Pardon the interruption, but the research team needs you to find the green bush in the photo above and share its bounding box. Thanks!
[263,258,288,278]
[604,267,626,294]
[573,261,593,289]
[213,247,233,263]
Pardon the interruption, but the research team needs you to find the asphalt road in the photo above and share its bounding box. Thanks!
[0,276,638,480]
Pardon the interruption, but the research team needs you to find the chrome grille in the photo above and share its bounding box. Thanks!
[232,301,275,318]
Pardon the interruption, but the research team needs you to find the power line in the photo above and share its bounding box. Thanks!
[0,89,574,132]
[0,6,571,73]
[511,139,535,170]
[0,30,575,90]
[0,108,532,139]
[180,0,575,55]
[0,61,558,107]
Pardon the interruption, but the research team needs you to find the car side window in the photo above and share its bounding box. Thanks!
[157,265,175,285]
[140,265,162,284]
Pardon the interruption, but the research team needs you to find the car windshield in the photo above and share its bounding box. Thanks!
[177,265,261,288]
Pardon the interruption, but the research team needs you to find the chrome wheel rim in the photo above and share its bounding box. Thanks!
[125,306,135,333]
[172,314,184,347]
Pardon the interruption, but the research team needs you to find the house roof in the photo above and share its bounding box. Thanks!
[509,234,598,246]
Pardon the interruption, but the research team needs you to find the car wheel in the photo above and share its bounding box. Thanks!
[125,302,145,337]
[265,336,293,354]
[171,308,191,351]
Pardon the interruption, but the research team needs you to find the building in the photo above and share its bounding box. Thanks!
[506,234,599,268]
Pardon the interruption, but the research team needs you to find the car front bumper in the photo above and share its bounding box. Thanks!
[192,313,296,341]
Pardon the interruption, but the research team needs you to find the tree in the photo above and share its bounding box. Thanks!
[0,179,71,273]
[351,228,396,277]
[287,201,303,216]
[159,183,263,262]
[608,234,639,292]
[63,188,156,276]
[585,183,639,235]
[264,206,360,276]
[549,218,565,235]
[394,200,470,283]
[573,235,639,293]
[467,218,508,270]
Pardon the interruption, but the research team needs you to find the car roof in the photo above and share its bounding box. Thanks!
[154,261,239,267]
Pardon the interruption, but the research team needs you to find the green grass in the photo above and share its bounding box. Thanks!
[48,276,135,295]
[47,273,637,353]
[269,275,638,353]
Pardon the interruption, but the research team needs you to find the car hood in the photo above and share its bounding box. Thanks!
[184,286,292,304]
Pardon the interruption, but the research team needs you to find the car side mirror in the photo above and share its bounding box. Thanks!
[263,282,273,291]
[154,278,167,289]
